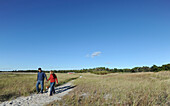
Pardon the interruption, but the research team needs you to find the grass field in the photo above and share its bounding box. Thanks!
[49,71,170,106]
[0,73,79,102]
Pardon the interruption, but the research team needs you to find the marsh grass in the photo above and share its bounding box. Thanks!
[0,73,79,102]
[49,71,170,106]
[91,71,110,75]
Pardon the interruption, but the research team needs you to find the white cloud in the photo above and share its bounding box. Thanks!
[91,51,102,57]
[86,51,102,58]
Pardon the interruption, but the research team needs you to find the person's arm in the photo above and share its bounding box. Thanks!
[47,75,51,81]
[44,73,47,81]
[37,73,39,81]
[55,75,58,84]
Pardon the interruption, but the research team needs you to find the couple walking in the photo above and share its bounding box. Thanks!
[36,68,58,96]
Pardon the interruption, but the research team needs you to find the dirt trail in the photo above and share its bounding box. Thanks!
[0,80,76,106]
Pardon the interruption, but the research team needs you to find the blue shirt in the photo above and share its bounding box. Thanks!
[37,72,47,81]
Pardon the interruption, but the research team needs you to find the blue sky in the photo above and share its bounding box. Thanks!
[0,0,170,71]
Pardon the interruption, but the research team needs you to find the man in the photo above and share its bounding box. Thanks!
[36,68,47,94]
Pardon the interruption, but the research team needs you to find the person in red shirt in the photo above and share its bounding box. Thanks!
[47,71,58,96]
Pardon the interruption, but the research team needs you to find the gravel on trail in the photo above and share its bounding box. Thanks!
[0,81,76,106]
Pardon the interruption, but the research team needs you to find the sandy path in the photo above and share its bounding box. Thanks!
[0,81,76,106]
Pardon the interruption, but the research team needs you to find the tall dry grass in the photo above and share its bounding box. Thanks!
[0,73,79,102]
[49,71,170,106]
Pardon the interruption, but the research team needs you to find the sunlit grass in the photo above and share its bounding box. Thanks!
[0,73,79,102]
[49,71,170,106]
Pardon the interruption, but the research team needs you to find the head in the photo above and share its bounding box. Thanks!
[38,68,42,72]
[50,71,54,74]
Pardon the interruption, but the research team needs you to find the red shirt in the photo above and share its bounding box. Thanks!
[47,74,58,83]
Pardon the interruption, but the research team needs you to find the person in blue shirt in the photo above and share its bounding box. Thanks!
[36,68,47,94]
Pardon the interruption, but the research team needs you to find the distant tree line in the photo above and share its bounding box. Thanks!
[53,64,170,73]
[1,63,170,74]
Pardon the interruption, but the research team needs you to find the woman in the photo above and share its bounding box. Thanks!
[47,71,58,96]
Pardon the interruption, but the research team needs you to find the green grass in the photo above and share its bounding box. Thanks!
[49,71,170,106]
[0,72,79,102]
[90,71,110,75]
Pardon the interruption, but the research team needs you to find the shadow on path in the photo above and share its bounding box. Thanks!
[54,85,77,94]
